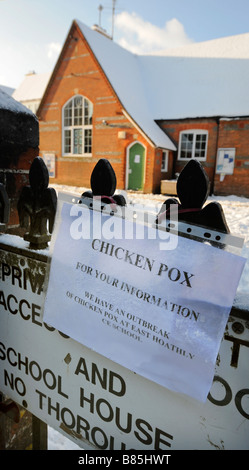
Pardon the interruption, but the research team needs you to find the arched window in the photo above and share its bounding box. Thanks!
[62,95,93,156]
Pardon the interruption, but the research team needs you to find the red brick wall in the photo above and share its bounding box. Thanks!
[152,149,175,194]
[158,118,249,198]
[214,118,249,197]
[38,23,159,194]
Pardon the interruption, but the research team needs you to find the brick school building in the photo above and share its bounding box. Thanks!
[37,21,249,197]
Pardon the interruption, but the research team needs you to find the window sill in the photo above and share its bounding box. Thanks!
[178,157,207,162]
[62,154,92,158]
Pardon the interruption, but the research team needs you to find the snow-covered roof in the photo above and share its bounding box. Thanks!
[77,21,249,135]
[12,72,50,102]
[77,21,176,150]
[153,32,249,59]
[139,55,249,120]
[0,85,15,96]
[0,88,34,115]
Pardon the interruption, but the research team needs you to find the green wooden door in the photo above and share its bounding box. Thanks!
[128,143,145,190]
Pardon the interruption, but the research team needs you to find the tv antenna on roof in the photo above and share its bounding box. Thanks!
[96,0,119,39]
[98,4,103,27]
[111,0,116,39]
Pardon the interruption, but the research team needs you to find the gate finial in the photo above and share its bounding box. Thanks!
[157,160,229,233]
[81,159,126,207]
[18,157,57,249]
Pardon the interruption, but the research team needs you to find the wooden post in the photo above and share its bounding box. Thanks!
[0,394,5,450]
[32,415,48,450]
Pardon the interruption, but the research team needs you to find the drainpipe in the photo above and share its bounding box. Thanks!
[211,117,220,195]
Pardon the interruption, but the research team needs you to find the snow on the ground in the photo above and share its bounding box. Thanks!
[48,426,81,450]
[48,185,249,450]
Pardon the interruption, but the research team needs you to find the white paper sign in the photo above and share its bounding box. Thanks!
[43,202,245,402]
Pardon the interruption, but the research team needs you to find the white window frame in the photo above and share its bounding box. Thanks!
[161,150,168,172]
[62,95,93,157]
[178,129,208,161]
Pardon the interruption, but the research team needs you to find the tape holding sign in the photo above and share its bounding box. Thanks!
[43,197,246,403]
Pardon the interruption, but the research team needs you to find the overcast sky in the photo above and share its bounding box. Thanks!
[1,0,249,88]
